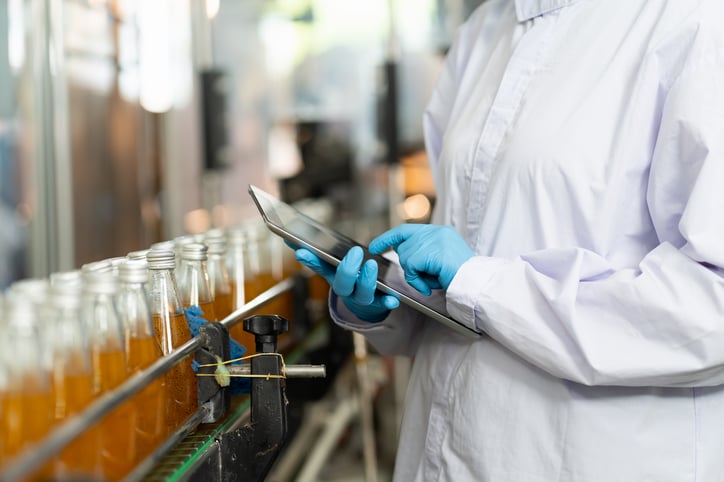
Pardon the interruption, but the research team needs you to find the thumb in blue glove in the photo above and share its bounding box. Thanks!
[294,246,399,322]
[369,224,474,296]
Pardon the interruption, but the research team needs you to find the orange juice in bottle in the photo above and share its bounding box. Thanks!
[197,299,217,322]
[147,249,199,432]
[47,271,102,479]
[151,311,198,429]
[56,370,97,474]
[82,270,136,481]
[93,348,137,481]
[127,336,166,455]
[116,259,166,461]
[213,290,233,320]
[1,290,55,478]
[1,375,55,459]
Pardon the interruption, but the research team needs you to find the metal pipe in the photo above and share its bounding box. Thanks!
[219,277,295,330]
[124,404,209,482]
[354,332,379,482]
[0,335,205,482]
[227,364,326,379]
[295,396,360,482]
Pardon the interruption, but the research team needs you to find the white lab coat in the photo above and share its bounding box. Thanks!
[332,0,724,480]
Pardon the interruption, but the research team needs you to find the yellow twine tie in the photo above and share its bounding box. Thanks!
[195,352,287,381]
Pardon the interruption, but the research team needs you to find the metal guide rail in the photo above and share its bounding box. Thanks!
[0,276,328,482]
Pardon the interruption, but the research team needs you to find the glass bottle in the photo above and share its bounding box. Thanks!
[116,259,166,462]
[204,229,233,320]
[7,279,56,389]
[245,221,271,299]
[267,225,296,332]
[225,226,257,352]
[146,249,198,431]
[81,270,136,481]
[177,242,217,322]
[249,220,293,341]
[225,226,247,312]
[48,271,101,480]
[0,290,54,476]
[173,235,194,272]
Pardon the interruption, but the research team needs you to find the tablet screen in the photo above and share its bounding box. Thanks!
[248,184,481,338]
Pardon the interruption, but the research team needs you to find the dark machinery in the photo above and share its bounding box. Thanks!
[190,315,325,482]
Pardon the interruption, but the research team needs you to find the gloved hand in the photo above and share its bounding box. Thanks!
[294,246,400,323]
[369,224,475,296]
[186,306,250,395]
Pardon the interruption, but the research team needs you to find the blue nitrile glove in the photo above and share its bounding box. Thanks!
[369,224,475,296]
[294,246,400,323]
[186,306,250,395]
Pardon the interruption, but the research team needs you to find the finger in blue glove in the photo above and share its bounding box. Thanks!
[369,224,474,296]
[294,248,336,285]
[334,246,399,322]
[294,246,399,322]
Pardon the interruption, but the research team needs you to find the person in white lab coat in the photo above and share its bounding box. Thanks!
[292,0,724,480]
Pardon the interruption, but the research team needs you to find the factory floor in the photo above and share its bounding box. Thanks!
[317,439,394,482]
[268,352,403,482]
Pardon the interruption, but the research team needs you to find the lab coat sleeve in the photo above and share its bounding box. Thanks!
[446,19,724,388]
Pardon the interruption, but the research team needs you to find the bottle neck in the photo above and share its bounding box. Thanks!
[51,303,92,374]
[117,281,155,339]
[82,291,125,354]
[177,259,213,307]
[206,254,231,293]
[147,268,184,317]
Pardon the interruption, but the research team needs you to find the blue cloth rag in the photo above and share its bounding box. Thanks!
[186,306,251,395]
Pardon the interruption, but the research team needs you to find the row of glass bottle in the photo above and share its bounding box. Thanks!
[0,220,306,481]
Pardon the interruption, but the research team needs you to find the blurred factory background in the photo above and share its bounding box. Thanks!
[0,0,484,287]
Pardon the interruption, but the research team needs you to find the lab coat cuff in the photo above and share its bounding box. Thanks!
[328,291,392,333]
[446,256,510,332]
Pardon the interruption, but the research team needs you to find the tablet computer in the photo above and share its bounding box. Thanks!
[248,184,482,338]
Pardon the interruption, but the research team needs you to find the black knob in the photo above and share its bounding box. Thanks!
[243,315,289,353]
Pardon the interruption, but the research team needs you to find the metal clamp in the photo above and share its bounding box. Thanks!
[196,322,232,423]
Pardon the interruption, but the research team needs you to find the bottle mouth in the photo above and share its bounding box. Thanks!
[206,238,226,255]
[181,242,209,261]
[81,270,117,294]
[118,259,149,283]
[146,248,176,270]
